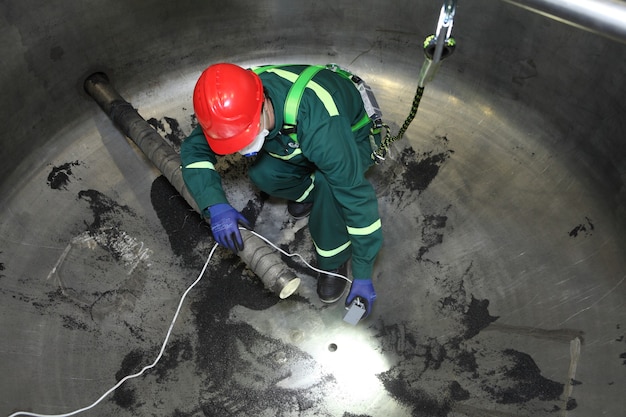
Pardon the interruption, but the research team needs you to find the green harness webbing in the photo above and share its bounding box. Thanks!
[252,65,373,144]
[252,26,457,162]
[373,85,425,162]
[372,32,457,162]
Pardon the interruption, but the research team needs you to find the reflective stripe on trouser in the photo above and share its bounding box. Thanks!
[248,131,382,270]
[249,157,351,270]
[308,172,353,270]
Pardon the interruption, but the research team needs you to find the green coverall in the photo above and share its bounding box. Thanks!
[180,65,383,279]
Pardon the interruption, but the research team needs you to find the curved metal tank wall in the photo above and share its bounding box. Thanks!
[1,1,625,416]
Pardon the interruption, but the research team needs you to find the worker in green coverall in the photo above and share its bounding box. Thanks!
[180,63,382,317]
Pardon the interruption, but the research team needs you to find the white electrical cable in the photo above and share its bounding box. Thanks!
[8,243,219,417]
[246,228,352,283]
[8,229,349,417]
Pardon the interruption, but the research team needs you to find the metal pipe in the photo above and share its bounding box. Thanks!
[501,0,626,44]
[83,73,196,211]
[83,72,301,299]
[239,233,301,299]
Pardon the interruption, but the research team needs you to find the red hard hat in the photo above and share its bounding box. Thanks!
[193,63,264,155]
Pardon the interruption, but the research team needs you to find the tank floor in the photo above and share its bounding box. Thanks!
[1,86,625,416]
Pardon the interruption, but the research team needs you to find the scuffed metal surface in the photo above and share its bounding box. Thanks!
[1,0,626,416]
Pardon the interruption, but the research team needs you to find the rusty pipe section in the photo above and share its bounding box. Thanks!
[83,72,300,299]
[502,0,626,44]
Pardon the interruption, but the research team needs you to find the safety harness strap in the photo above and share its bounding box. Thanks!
[253,64,372,143]
[283,65,325,137]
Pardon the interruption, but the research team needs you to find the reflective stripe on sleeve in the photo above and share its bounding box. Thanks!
[185,161,216,170]
[268,148,303,160]
[346,219,382,236]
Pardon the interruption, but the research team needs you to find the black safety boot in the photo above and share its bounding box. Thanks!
[287,201,313,219]
[317,263,348,304]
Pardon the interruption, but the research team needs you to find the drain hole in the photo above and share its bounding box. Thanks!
[328,343,338,352]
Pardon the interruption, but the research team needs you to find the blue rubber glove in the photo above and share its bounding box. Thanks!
[345,278,377,318]
[207,203,251,253]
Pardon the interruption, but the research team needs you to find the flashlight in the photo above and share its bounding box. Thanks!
[343,297,367,325]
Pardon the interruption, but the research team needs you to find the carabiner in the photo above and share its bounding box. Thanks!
[437,0,457,41]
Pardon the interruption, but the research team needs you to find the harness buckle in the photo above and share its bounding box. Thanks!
[281,124,297,136]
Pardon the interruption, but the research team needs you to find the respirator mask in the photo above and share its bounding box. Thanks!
[239,109,268,157]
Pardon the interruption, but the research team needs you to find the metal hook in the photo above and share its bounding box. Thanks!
[437,0,457,41]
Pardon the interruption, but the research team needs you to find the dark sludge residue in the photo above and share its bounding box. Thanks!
[149,175,267,268]
[378,369,453,417]
[111,337,194,410]
[462,296,499,340]
[568,216,594,238]
[448,381,470,401]
[455,350,478,377]
[112,348,146,410]
[485,349,564,404]
[566,398,578,411]
[146,175,342,415]
[61,314,89,331]
[76,189,140,264]
[149,175,209,268]
[47,161,82,190]
[188,253,336,415]
[399,147,451,193]
[418,214,448,261]
[147,116,187,150]
[152,337,194,383]
[77,189,134,231]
